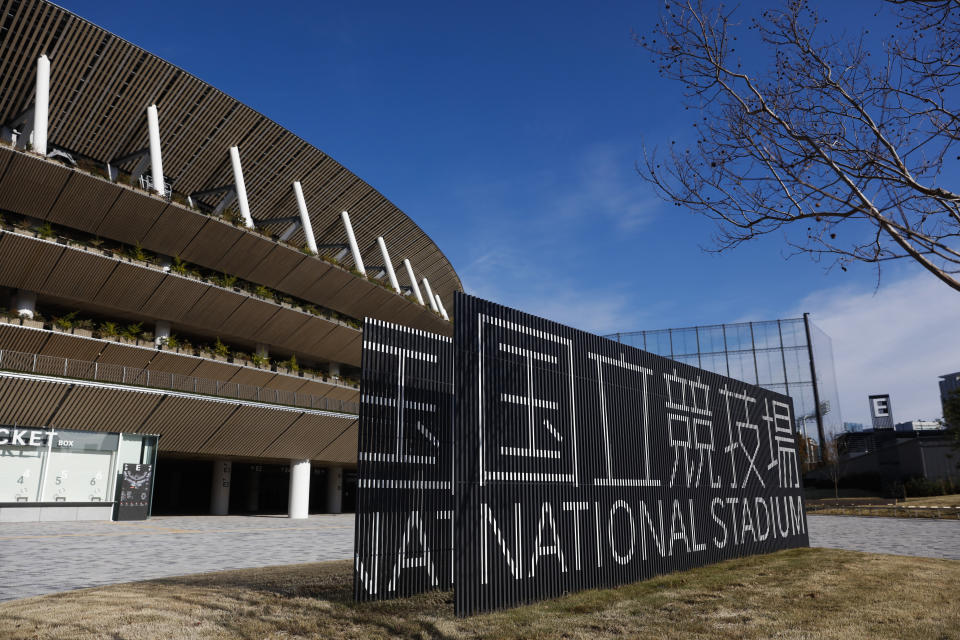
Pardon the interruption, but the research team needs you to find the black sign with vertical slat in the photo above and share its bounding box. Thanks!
[354,318,455,600]
[116,463,153,521]
[453,293,808,616]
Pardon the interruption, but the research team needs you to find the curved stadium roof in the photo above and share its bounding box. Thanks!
[0,0,462,309]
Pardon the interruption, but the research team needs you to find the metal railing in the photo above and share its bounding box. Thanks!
[0,348,359,415]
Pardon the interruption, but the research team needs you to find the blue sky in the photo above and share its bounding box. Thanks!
[62,0,958,424]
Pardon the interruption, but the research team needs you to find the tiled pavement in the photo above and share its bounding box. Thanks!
[0,514,355,602]
[1,513,958,602]
[807,514,960,560]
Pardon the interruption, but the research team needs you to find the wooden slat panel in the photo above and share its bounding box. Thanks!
[47,385,161,432]
[93,260,166,310]
[0,322,50,353]
[94,341,156,368]
[38,331,104,360]
[0,150,71,218]
[136,395,236,452]
[313,421,358,463]
[261,412,354,460]
[45,170,123,229]
[143,350,204,375]
[93,188,167,245]
[138,274,208,321]
[39,245,116,300]
[199,405,301,457]
[0,374,70,425]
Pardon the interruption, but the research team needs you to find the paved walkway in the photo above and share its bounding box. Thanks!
[1,514,958,602]
[807,514,960,560]
[0,514,354,602]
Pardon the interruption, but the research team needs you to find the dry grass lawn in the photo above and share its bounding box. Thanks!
[1,548,958,639]
[902,494,960,507]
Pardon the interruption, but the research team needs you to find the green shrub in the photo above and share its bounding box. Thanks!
[212,337,230,359]
[53,311,77,330]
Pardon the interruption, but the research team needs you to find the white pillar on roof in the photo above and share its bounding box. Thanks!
[422,278,439,312]
[33,55,50,156]
[376,237,401,294]
[146,104,165,196]
[229,146,255,229]
[341,210,365,276]
[288,459,311,519]
[210,459,232,515]
[435,294,450,321]
[403,259,425,305]
[292,181,318,255]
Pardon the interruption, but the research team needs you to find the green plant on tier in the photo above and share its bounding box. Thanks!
[171,256,188,275]
[254,285,273,300]
[98,321,119,339]
[214,273,238,289]
[251,352,267,369]
[53,311,78,331]
[301,245,316,256]
[121,322,143,341]
[128,243,148,262]
[282,354,299,373]
[37,222,54,239]
[212,337,230,359]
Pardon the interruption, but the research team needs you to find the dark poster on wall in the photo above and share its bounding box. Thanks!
[116,463,154,521]
[354,318,455,601]
[453,293,808,616]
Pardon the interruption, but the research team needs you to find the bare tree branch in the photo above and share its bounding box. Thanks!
[637,0,960,291]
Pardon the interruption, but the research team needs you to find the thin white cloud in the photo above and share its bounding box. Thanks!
[796,271,960,426]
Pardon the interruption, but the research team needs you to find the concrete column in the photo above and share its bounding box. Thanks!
[422,278,439,312]
[292,181,318,255]
[288,459,311,519]
[340,210,365,275]
[33,55,49,156]
[210,459,232,515]
[245,465,260,512]
[403,259,425,305]
[326,465,343,514]
[154,320,170,348]
[229,146,255,229]
[15,290,36,319]
[376,237,401,294]
[328,361,340,378]
[146,104,164,196]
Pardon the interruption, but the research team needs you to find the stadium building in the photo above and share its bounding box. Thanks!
[607,314,842,464]
[0,0,460,521]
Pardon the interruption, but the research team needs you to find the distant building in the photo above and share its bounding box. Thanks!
[844,422,865,432]
[895,420,944,432]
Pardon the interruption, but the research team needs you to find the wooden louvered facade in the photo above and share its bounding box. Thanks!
[0,0,461,309]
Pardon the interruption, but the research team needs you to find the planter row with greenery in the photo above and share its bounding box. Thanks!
[38,146,448,320]
[0,303,360,388]
[0,210,363,330]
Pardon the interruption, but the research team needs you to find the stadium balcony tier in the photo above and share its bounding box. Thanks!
[0,146,454,338]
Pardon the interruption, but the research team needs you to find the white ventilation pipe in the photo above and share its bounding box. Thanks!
[229,146,255,229]
[292,181,318,254]
[403,259,424,305]
[33,55,50,155]
[341,210,365,275]
[435,294,450,321]
[146,104,164,195]
[422,277,439,312]
[376,236,401,294]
